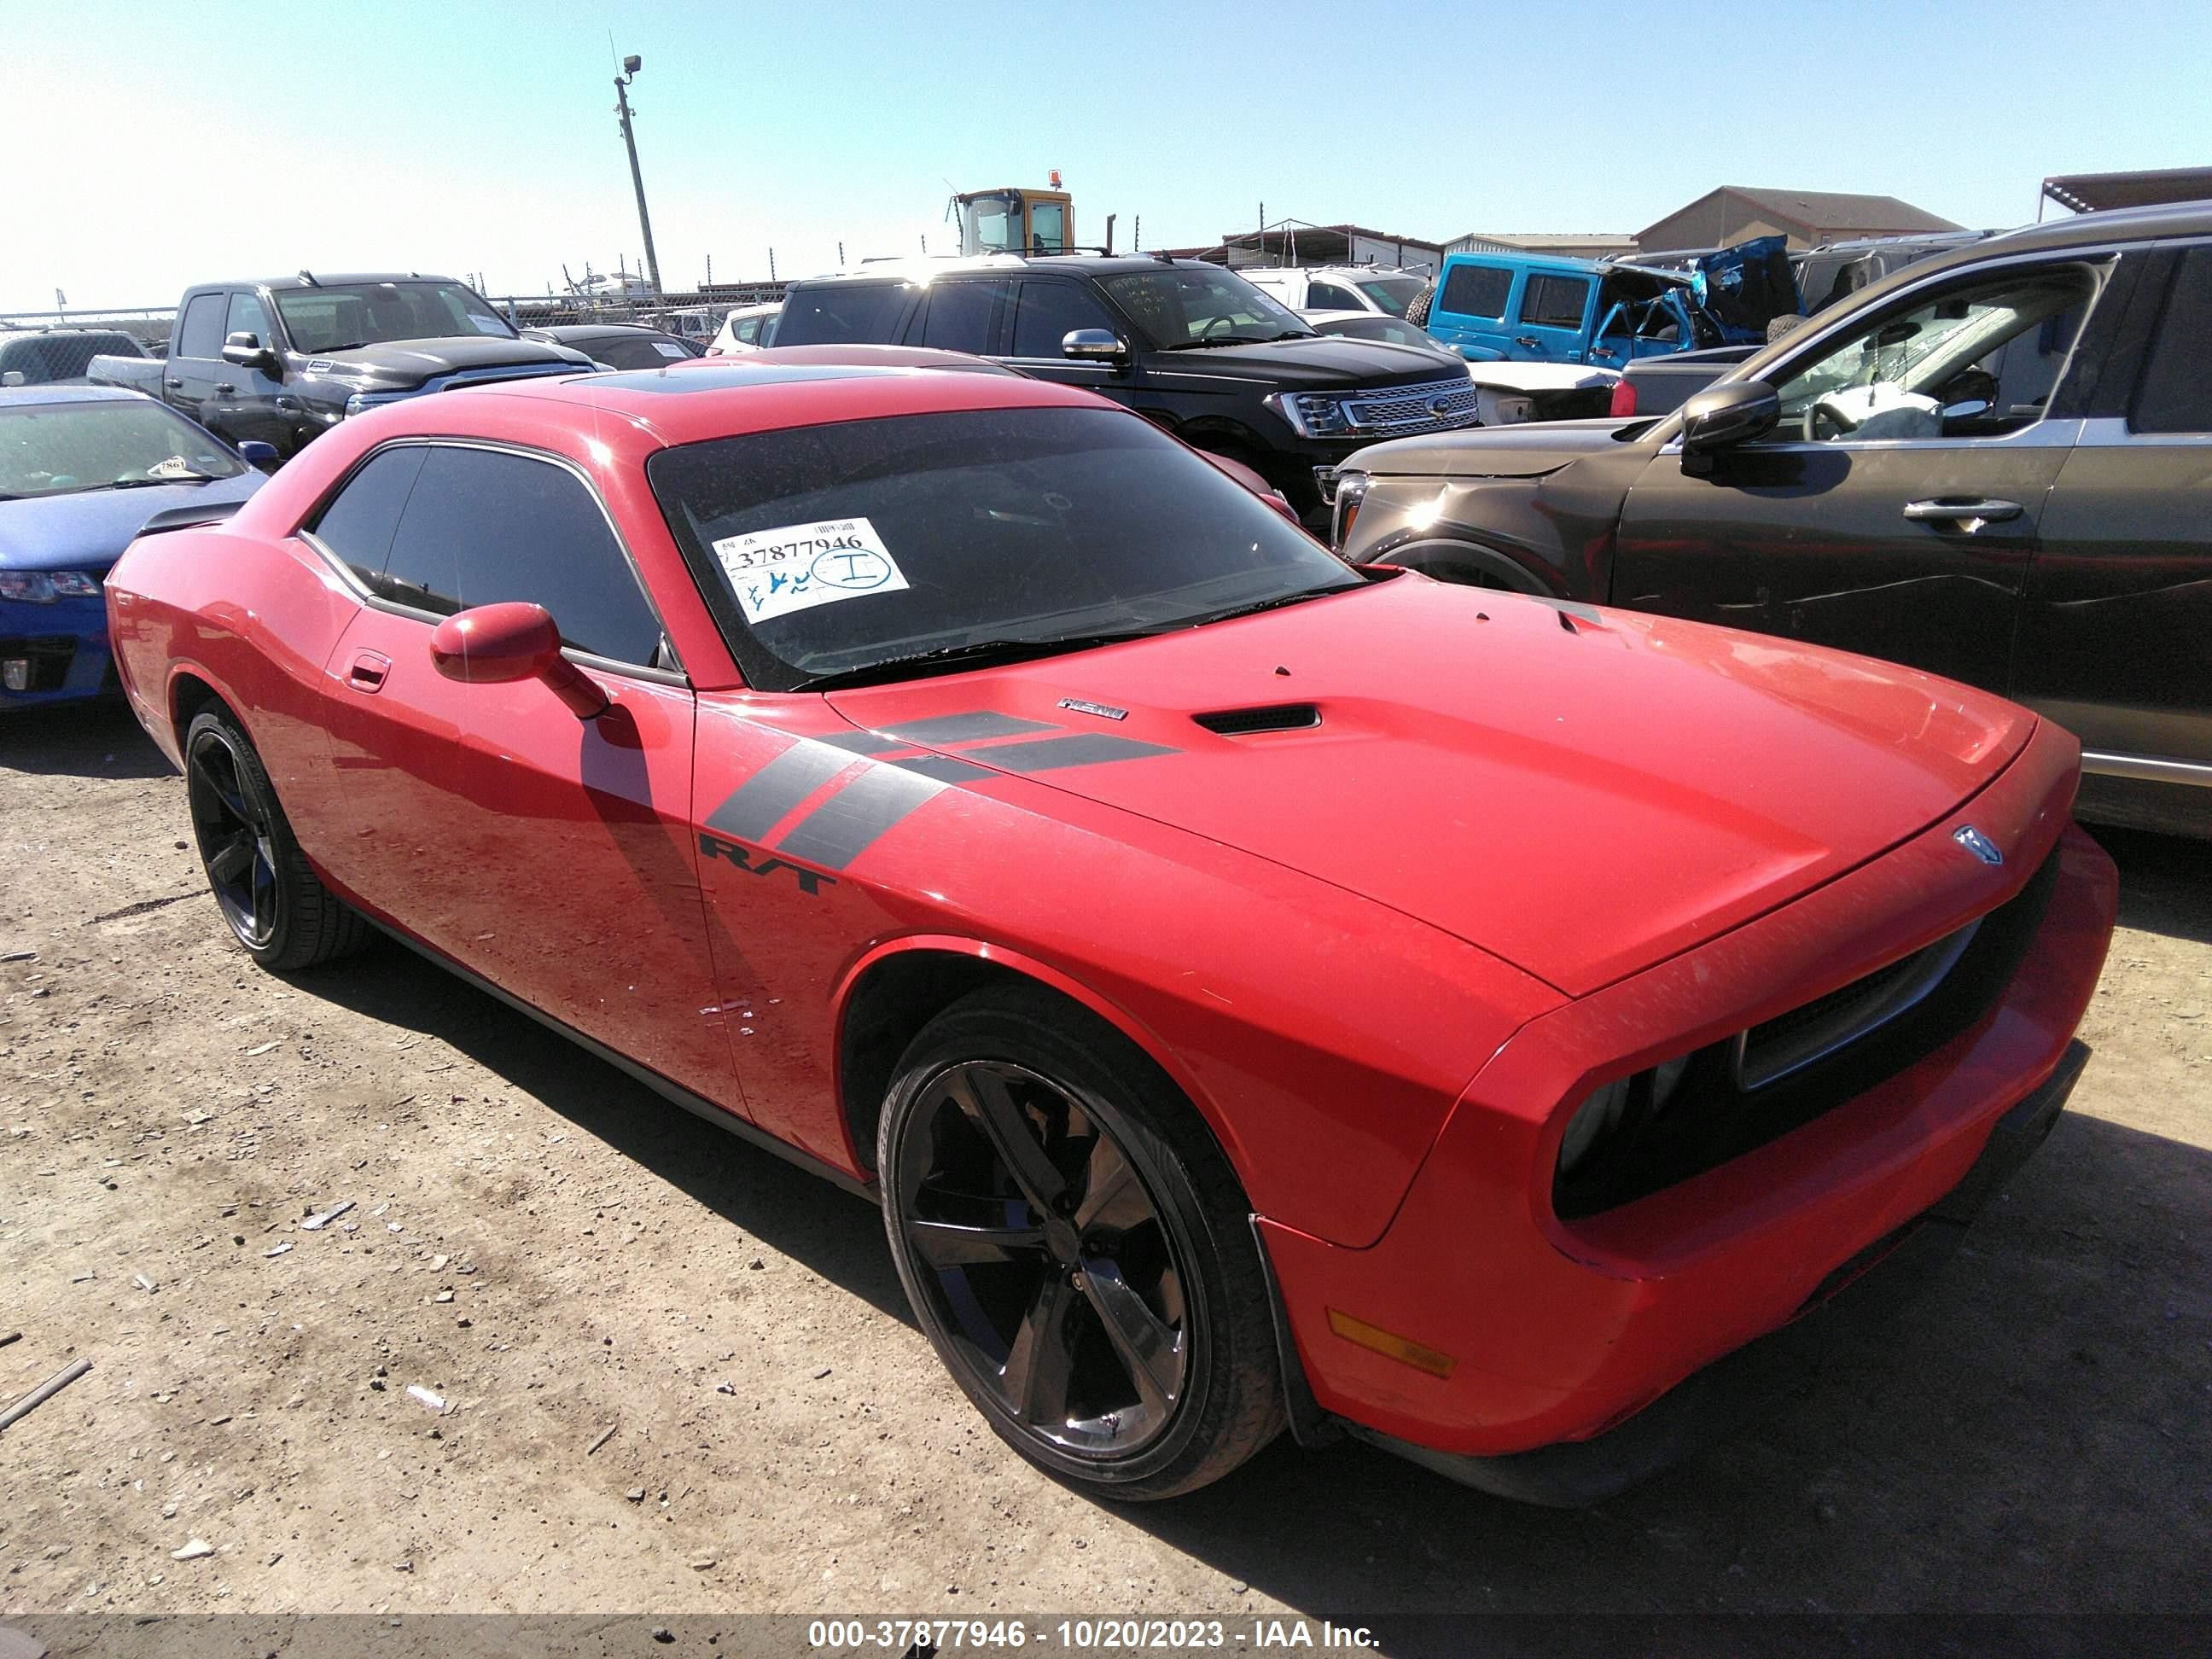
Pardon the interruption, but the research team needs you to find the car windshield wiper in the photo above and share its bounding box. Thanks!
[107,473,218,489]
[1161,335,1270,350]
[794,627,1170,690]
[315,341,373,353]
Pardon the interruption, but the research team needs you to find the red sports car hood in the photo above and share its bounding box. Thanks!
[827,577,2033,995]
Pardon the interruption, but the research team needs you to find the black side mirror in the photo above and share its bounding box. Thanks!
[1679,381,1779,473]
[221,331,276,371]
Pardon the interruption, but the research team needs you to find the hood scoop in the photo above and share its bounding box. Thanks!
[1192,702,1321,736]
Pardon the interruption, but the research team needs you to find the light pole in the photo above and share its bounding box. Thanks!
[613,54,663,298]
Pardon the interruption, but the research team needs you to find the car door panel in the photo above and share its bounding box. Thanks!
[321,614,736,1103]
[1612,435,2067,693]
[2017,434,2212,770]
[1611,258,2109,695]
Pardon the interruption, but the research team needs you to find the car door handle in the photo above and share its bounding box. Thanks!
[165,377,184,389]
[212,383,235,396]
[1903,498,2023,529]
[346,650,391,693]
[1514,336,1541,351]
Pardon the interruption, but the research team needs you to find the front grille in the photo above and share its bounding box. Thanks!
[1733,921,1981,1090]
[1553,845,2063,1220]
[1339,375,1480,436]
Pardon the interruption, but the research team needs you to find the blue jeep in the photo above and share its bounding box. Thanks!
[1420,237,1800,367]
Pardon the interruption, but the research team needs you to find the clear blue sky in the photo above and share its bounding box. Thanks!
[6,0,2209,314]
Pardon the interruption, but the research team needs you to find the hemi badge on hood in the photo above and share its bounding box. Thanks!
[1057,697,1127,722]
[1953,825,2004,866]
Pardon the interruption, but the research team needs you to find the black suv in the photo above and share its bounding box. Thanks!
[773,255,1480,515]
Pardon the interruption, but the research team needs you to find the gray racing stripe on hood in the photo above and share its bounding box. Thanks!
[968,734,1178,771]
[880,712,1061,745]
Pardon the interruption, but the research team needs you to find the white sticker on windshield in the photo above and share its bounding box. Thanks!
[468,314,508,335]
[712,516,909,625]
[653,341,688,358]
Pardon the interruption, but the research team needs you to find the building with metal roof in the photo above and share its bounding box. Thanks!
[1635,188,1962,254]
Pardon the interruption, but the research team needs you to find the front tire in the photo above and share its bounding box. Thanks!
[183,708,368,971]
[878,985,1284,1499]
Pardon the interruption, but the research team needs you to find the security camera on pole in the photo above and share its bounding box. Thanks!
[613,53,663,300]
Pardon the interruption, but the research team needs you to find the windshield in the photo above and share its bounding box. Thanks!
[649,405,1361,691]
[1098,268,1311,347]
[273,282,515,353]
[0,400,245,499]
[1356,276,1424,317]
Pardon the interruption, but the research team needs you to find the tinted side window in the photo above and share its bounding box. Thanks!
[311,446,428,586]
[2133,247,2212,434]
[395,447,662,663]
[224,291,274,346]
[774,283,911,346]
[733,316,762,344]
[1438,264,1511,319]
[1523,275,1592,330]
[1307,282,1361,311]
[175,294,228,360]
[1011,281,1117,357]
[918,280,1012,352]
[592,335,696,370]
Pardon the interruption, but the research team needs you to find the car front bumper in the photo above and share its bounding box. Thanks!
[1349,1038,2088,1505]
[1260,719,2117,1502]
[1,597,114,708]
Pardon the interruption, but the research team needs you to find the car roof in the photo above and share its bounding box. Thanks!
[1981,198,2212,249]
[524,323,671,341]
[0,383,150,408]
[789,254,1219,287]
[734,344,1027,376]
[446,355,1105,446]
[233,272,465,290]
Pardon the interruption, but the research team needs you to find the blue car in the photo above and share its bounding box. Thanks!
[1,387,267,709]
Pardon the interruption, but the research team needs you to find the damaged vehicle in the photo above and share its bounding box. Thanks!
[108,358,2112,1505]
[1331,203,2212,838]
[1418,237,1801,367]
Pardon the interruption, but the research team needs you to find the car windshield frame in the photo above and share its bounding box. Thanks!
[1097,267,1314,348]
[272,281,517,353]
[646,405,1364,692]
[0,398,247,500]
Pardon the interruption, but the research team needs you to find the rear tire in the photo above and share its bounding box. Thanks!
[183,708,369,971]
[878,984,1284,1499]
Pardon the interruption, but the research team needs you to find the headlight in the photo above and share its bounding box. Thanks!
[0,569,100,603]
[1263,390,1353,439]
[344,390,412,417]
[1555,1053,1694,1180]
[1330,469,1370,551]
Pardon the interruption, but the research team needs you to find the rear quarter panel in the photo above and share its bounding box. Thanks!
[108,526,363,824]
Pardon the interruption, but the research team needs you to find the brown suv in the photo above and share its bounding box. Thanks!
[1330,201,2212,837]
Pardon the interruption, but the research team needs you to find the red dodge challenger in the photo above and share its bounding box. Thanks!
[105,360,2116,1505]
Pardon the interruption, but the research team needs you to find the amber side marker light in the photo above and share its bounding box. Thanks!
[1326,1308,1457,1379]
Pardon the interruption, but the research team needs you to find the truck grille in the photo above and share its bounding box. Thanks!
[1339,375,1480,436]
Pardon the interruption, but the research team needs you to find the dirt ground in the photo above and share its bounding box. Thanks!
[2,700,2208,1646]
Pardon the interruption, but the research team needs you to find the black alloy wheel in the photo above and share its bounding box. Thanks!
[181,708,369,971]
[894,1058,1190,1458]
[187,718,280,952]
[878,985,1284,1499]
